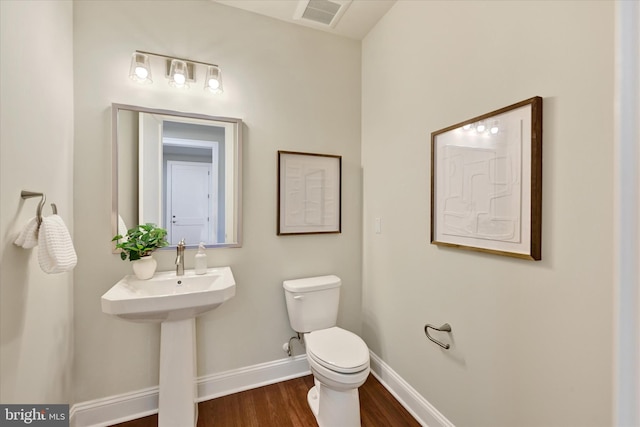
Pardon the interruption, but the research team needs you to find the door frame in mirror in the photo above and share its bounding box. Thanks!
[111,103,243,250]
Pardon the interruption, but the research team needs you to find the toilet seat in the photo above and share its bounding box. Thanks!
[306,327,369,374]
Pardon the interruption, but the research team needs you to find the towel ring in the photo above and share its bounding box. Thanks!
[21,190,58,228]
[424,323,452,350]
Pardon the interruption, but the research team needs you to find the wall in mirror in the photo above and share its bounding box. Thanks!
[112,104,242,248]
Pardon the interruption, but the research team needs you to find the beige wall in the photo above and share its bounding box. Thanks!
[0,0,74,403]
[72,1,362,402]
[361,1,614,426]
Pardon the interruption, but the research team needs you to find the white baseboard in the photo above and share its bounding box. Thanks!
[71,351,453,427]
[70,387,159,427]
[71,355,310,427]
[369,352,454,427]
[196,354,311,401]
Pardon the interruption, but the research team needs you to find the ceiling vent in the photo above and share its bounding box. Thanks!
[293,0,352,28]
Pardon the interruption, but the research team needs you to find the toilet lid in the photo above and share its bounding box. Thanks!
[306,327,369,374]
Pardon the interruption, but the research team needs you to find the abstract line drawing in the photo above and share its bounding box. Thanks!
[278,151,341,235]
[431,97,542,260]
[440,126,522,243]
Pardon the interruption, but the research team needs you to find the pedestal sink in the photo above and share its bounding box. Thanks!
[101,267,236,427]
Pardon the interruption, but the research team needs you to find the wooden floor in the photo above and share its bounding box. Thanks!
[112,374,420,427]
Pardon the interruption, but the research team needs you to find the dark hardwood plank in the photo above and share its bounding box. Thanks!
[360,375,420,426]
[111,375,420,427]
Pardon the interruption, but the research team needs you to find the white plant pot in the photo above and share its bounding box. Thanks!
[132,255,157,280]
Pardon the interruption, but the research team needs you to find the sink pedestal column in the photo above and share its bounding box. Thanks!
[158,318,198,427]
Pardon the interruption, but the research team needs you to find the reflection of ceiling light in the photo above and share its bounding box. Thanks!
[128,50,223,94]
[490,120,499,134]
[476,122,486,132]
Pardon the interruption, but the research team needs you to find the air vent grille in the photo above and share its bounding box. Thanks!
[294,0,351,28]
[302,0,341,25]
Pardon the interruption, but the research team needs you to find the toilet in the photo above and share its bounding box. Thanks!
[283,275,370,427]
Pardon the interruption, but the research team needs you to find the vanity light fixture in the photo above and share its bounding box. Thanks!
[128,50,223,94]
[490,121,499,134]
[476,122,486,133]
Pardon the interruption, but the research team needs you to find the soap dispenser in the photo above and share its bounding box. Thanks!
[194,242,207,275]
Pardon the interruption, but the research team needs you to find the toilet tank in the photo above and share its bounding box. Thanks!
[283,275,341,333]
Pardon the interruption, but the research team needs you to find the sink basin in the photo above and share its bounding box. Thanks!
[101,266,235,322]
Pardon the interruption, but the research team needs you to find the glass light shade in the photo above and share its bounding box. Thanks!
[129,52,152,84]
[169,59,189,88]
[204,65,223,94]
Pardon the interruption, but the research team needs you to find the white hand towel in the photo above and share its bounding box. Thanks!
[14,217,39,249]
[38,214,77,274]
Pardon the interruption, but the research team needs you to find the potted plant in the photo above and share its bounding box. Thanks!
[112,223,169,279]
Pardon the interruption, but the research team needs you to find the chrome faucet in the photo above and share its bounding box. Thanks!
[175,238,185,276]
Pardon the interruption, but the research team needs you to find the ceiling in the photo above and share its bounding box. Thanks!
[214,0,396,40]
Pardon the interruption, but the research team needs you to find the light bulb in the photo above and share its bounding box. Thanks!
[207,78,220,90]
[462,124,472,131]
[134,66,148,80]
[173,73,186,86]
[490,126,499,134]
[476,123,486,132]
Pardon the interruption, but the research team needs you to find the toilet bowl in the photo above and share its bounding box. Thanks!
[283,276,370,427]
[305,327,370,427]
[306,327,370,388]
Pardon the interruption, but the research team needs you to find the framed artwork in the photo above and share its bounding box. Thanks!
[431,96,543,260]
[277,151,342,235]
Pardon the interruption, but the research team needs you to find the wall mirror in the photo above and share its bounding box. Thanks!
[112,103,242,249]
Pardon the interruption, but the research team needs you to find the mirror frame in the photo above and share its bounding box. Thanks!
[111,103,243,250]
